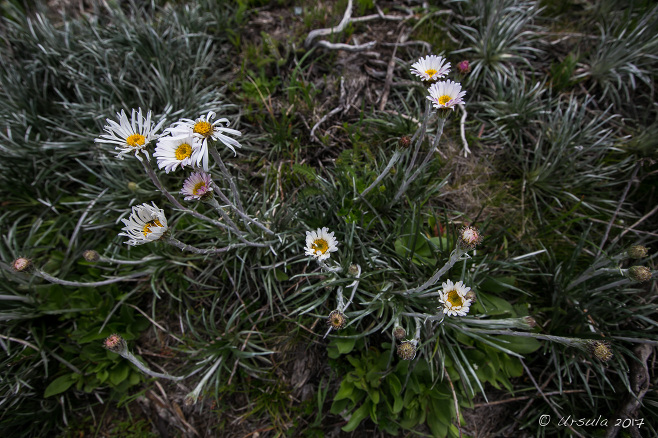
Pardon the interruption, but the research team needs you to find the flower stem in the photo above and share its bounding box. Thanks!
[357,150,402,199]
[318,259,343,273]
[121,351,184,381]
[35,268,149,287]
[141,159,235,233]
[405,101,432,177]
[407,247,467,295]
[165,236,241,255]
[210,182,274,236]
[209,146,254,232]
[98,255,164,265]
[204,197,269,247]
[394,117,445,202]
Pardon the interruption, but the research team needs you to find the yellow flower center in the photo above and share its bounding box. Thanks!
[447,289,464,308]
[438,95,452,106]
[425,68,438,78]
[126,133,146,148]
[175,143,192,161]
[312,238,329,254]
[193,121,213,137]
[142,219,163,237]
[193,181,206,195]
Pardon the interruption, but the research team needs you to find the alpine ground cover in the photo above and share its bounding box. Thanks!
[1,0,656,437]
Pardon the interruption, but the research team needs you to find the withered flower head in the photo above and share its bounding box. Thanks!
[587,340,613,362]
[628,266,652,283]
[397,341,417,361]
[393,326,406,340]
[627,245,649,259]
[82,250,100,262]
[327,310,347,330]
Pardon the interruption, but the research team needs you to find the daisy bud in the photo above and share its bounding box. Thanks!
[327,310,347,330]
[393,326,406,340]
[103,334,128,354]
[464,290,477,304]
[127,182,138,192]
[627,245,649,259]
[398,136,411,149]
[397,340,417,361]
[458,226,482,250]
[82,250,100,262]
[12,257,32,272]
[457,60,471,74]
[347,264,360,276]
[627,266,652,283]
[523,316,537,329]
[587,340,613,362]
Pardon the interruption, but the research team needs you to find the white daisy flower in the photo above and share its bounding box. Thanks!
[427,80,466,110]
[118,202,168,246]
[410,55,451,81]
[180,171,214,201]
[438,279,473,317]
[304,227,339,261]
[95,108,165,161]
[153,133,198,173]
[166,111,242,171]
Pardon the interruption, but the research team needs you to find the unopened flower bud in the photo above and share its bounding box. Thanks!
[104,334,127,354]
[398,136,411,149]
[127,181,138,192]
[348,264,360,276]
[327,310,347,330]
[587,340,613,362]
[523,316,537,329]
[458,226,482,250]
[457,60,471,74]
[393,326,406,340]
[397,340,417,360]
[627,266,652,282]
[464,290,477,304]
[627,245,649,259]
[12,257,32,272]
[82,250,100,262]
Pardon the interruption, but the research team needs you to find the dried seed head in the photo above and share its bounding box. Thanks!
[628,266,652,283]
[587,340,613,362]
[103,334,127,354]
[457,60,471,74]
[398,136,411,149]
[12,257,32,272]
[458,226,482,250]
[397,341,417,361]
[82,250,100,262]
[393,326,406,340]
[627,245,649,259]
[327,310,347,330]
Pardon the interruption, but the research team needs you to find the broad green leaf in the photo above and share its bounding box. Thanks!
[334,380,354,401]
[44,374,76,398]
[494,335,542,354]
[342,401,371,432]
